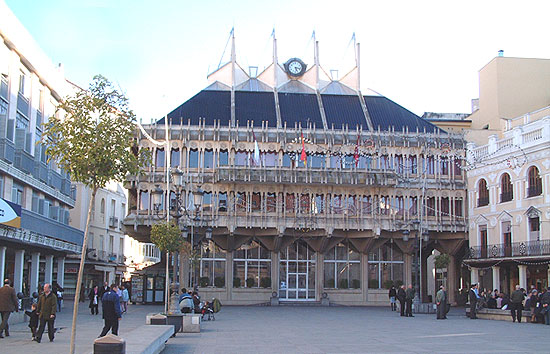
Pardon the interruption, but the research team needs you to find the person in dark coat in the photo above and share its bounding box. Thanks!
[510,285,525,323]
[25,303,39,340]
[436,285,448,319]
[397,285,406,316]
[0,278,19,338]
[89,285,100,315]
[405,284,415,317]
[35,283,57,343]
[469,284,479,319]
[388,286,397,311]
[541,287,550,325]
[99,284,122,337]
[192,291,201,314]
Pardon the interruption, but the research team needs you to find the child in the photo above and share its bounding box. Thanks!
[25,303,39,340]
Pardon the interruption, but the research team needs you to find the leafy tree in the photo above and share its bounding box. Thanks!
[150,221,186,253]
[42,75,149,354]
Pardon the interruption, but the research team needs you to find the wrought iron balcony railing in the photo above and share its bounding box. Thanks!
[467,239,550,259]
[527,184,542,198]
[477,197,489,207]
[500,191,513,203]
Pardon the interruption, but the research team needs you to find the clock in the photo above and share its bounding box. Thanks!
[284,58,307,77]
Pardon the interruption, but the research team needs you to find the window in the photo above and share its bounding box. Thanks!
[139,191,150,210]
[502,221,512,257]
[528,216,540,242]
[453,158,462,176]
[199,241,226,287]
[408,155,418,175]
[251,193,261,212]
[218,150,228,166]
[203,192,212,211]
[266,193,277,212]
[188,149,199,168]
[331,194,343,214]
[393,196,404,216]
[18,71,26,96]
[324,241,360,289]
[299,194,310,214]
[368,243,403,289]
[285,193,295,214]
[233,241,271,288]
[453,198,463,217]
[99,235,104,252]
[329,155,340,169]
[361,195,372,215]
[109,235,114,253]
[236,192,246,212]
[170,149,180,168]
[313,194,324,214]
[155,148,165,168]
[500,173,513,203]
[408,196,418,216]
[479,225,488,258]
[310,154,325,168]
[0,175,3,198]
[440,157,449,176]
[425,156,435,175]
[235,150,248,166]
[394,155,404,174]
[88,232,94,249]
[11,182,24,205]
[119,238,124,256]
[380,155,392,170]
[203,149,214,169]
[441,197,450,216]
[477,179,489,207]
[264,152,278,167]
[111,199,116,218]
[100,198,105,218]
[282,152,293,168]
[527,166,542,197]
[379,195,390,215]
[218,192,227,212]
[426,197,436,216]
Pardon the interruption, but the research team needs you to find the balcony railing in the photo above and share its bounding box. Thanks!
[527,184,542,198]
[500,191,513,203]
[17,93,29,116]
[0,77,8,101]
[477,197,489,207]
[467,239,550,259]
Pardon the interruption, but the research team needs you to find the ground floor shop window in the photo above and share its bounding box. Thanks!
[324,241,361,289]
[199,241,226,287]
[368,242,403,289]
[233,241,271,288]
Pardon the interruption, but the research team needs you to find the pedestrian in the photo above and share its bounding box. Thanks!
[388,285,397,311]
[34,283,57,343]
[405,284,415,317]
[0,278,19,338]
[53,282,63,312]
[541,287,550,325]
[24,303,39,340]
[529,289,538,323]
[179,288,193,314]
[397,285,406,317]
[436,285,447,319]
[121,285,129,313]
[89,285,100,315]
[99,284,122,337]
[192,291,201,314]
[469,283,479,319]
[510,284,525,323]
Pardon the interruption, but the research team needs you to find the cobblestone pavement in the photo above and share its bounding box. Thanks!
[163,306,550,354]
[0,301,163,354]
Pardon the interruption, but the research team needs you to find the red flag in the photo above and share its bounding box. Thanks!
[300,132,307,165]
[354,133,360,167]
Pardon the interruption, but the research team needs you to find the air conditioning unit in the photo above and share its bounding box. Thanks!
[109,216,119,228]
[87,249,98,261]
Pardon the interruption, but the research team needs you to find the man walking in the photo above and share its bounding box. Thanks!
[436,285,447,319]
[0,279,18,338]
[405,284,415,317]
[35,283,56,343]
[99,284,122,337]
[397,285,406,317]
[469,283,479,319]
[510,285,525,323]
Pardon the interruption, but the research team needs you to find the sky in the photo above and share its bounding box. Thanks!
[5,0,550,122]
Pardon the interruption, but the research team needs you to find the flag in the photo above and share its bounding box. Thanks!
[354,132,360,167]
[300,132,307,166]
[253,129,260,166]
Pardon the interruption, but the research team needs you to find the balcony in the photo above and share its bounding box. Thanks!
[527,184,542,198]
[14,149,34,174]
[0,138,15,164]
[477,197,489,207]
[214,166,397,186]
[467,239,550,259]
[0,77,7,101]
[500,191,513,203]
[48,170,63,190]
[21,209,84,246]
[17,93,29,116]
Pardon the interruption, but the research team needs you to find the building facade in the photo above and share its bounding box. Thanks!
[0,1,83,298]
[69,182,128,290]
[124,35,468,305]
[465,107,550,293]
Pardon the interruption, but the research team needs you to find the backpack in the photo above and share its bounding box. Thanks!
[212,298,222,313]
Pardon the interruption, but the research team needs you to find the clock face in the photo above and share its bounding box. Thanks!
[285,58,306,77]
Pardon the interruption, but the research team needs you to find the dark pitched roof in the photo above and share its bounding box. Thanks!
[161,90,442,133]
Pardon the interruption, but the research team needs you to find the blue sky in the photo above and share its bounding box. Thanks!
[6,0,550,121]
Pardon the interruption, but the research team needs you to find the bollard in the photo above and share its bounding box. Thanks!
[94,334,125,354]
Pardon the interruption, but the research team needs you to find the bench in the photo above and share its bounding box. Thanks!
[124,325,174,354]
[465,307,532,322]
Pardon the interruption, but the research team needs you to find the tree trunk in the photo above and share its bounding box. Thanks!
[70,187,97,354]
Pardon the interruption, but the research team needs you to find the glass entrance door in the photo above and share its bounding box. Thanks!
[279,240,316,301]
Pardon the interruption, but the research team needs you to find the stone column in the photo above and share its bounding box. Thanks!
[362,253,369,303]
[44,255,54,285]
[404,253,413,287]
[30,252,40,295]
[492,266,501,292]
[57,257,65,288]
[447,255,457,304]
[315,252,324,302]
[225,251,233,301]
[0,246,6,281]
[470,267,479,285]
[518,265,527,290]
[271,251,279,295]
[14,250,25,294]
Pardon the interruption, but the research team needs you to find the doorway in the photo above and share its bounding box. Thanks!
[279,240,316,301]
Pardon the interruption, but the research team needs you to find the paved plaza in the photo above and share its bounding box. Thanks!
[1,302,549,353]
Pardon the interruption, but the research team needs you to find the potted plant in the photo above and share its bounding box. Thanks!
[233,277,241,288]
[326,278,335,288]
[383,280,394,289]
[199,276,209,288]
[214,276,225,288]
[260,277,271,288]
[339,278,349,289]
[351,279,360,289]
[245,278,255,288]
[369,279,379,289]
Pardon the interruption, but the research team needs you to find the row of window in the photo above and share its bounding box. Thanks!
[197,241,404,290]
[87,232,125,255]
[151,148,463,175]
[478,216,540,255]
[477,166,543,207]
[138,190,464,218]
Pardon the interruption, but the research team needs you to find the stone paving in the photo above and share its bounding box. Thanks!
[163,306,550,354]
